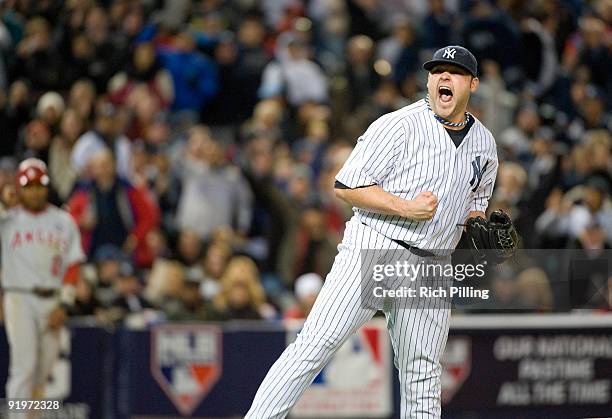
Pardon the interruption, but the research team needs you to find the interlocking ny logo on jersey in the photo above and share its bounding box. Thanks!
[151,324,222,416]
[469,156,489,192]
[443,48,456,59]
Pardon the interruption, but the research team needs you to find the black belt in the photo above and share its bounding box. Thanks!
[391,239,436,257]
[360,221,435,257]
[3,287,58,298]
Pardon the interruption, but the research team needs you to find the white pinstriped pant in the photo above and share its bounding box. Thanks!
[246,216,451,418]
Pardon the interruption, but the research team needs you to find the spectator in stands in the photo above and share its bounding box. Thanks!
[492,162,528,217]
[474,59,517,137]
[566,86,611,144]
[284,273,324,319]
[515,268,554,312]
[519,11,558,98]
[165,277,223,321]
[67,79,96,123]
[69,277,103,317]
[36,91,65,133]
[279,206,337,285]
[64,33,97,88]
[586,130,612,181]
[3,81,33,153]
[317,144,353,236]
[423,0,454,50]
[233,15,271,119]
[573,221,611,252]
[461,0,522,88]
[259,36,328,107]
[240,136,293,275]
[157,31,218,114]
[82,6,129,92]
[286,164,317,208]
[107,262,153,319]
[344,35,378,111]
[108,41,173,110]
[49,108,84,200]
[148,150,181,233]
[498,103,541,160]
[123,88,162,141]
[526,127,557,190]
[145,259,185,307]
[71,101,132,179]
[68,149,160,264]
[145,229,172,262]
[200,240,233,300]
[240,99,284,143]
[92,244,126,308]
[391,21,421,85]
[175,125,252,239]
[174,229,204,268]
[13,17,64,91]
[15,119,51,162]
[561,16,610,94]
[293,119,329,178]
[201,29,267,129]
[346,0,385,40]
[536,175,612,244]
[214,256,276,320]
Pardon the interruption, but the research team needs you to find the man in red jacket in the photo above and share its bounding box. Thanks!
[68,149,160,267]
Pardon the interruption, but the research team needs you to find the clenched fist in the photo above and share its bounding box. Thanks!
[403,192,438,221]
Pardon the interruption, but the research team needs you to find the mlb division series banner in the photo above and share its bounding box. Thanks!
[138,320,392,418]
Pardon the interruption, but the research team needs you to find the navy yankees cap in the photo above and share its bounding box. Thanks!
[423,46,478,77]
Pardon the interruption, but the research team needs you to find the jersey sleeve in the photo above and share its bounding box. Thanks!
[64,213,86,266]
[335,114,405,188]
[470,154,498,213]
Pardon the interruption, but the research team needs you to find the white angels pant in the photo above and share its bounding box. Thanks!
[4,291,61,411]
[246,216,451,418]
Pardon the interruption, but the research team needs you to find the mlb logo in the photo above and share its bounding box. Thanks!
[151,324,222,415]
[441,336,471,404]
[311,326,384,388]
[289,320,393,417]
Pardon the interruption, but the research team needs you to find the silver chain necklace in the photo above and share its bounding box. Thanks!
[424,94,471,128]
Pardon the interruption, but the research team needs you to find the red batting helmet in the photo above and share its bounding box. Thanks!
[16,158,50,187]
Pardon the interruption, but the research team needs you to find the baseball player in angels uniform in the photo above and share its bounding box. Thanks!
[246,46,517,418]
[1,158,85,411]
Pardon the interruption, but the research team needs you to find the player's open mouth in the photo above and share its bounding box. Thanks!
[438,86,453,103]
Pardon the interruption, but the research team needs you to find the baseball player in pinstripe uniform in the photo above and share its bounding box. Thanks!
[246,46,510,418]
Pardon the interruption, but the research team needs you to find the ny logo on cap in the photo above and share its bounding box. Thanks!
[443,48,456,59]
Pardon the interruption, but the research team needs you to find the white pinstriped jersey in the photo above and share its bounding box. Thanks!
[336,99,498,251]
[0,205,85,289]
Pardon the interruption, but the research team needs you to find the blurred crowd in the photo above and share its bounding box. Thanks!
[0,0,610,323]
